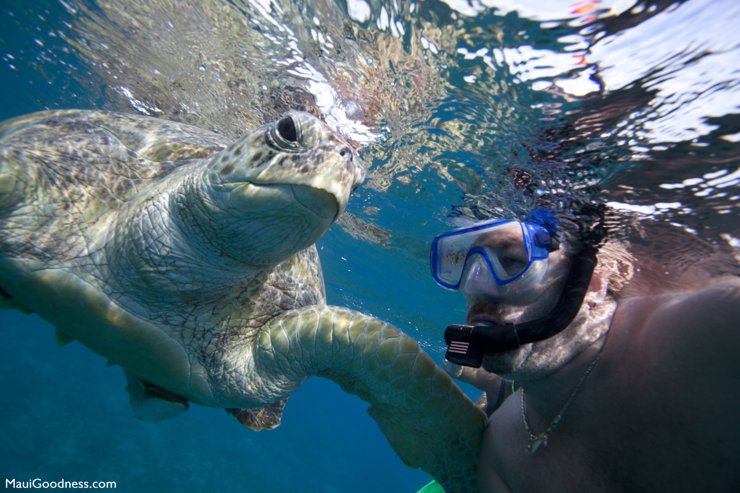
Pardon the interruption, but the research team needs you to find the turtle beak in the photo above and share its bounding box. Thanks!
[290,184,340,222]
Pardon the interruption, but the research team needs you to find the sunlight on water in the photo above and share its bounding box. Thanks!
[4,0,736,243]
[0,0,738,491]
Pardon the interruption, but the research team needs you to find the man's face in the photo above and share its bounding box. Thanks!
[464,224,572,324]
[462,229,574,376]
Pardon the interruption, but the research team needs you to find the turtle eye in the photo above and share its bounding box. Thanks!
[268,115,303,152]
[277,116,298,142]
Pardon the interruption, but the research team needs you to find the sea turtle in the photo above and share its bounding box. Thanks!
[0,110,484,492]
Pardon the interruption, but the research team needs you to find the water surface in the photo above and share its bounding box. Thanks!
[1,0,738,491]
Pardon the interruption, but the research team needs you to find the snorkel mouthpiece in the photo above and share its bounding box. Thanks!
[444,321,521,368]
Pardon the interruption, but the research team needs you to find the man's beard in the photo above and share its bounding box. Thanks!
[480,287,617,382]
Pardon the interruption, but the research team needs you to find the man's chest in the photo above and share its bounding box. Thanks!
[482,384,737,493]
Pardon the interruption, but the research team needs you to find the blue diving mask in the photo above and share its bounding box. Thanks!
[431,219,557,298]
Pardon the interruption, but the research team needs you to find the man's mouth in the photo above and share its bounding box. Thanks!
[467,302,506,324]
[467,302,529,325]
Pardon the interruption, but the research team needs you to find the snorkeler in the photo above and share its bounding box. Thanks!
[423,208,740,492]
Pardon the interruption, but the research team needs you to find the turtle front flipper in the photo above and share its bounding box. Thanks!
[124,370,189,421]
[223,306,486,493]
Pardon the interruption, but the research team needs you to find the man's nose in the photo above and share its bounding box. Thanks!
[476,238,527,277]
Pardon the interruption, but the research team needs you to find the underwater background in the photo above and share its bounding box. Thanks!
[1,0,737,491]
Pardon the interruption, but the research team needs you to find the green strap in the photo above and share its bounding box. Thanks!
[415,480,446,493]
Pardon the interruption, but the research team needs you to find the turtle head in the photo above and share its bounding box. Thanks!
[192,112,365,267]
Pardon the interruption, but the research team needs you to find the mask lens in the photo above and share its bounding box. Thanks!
[432,220,532,288]
[432,227,487,286]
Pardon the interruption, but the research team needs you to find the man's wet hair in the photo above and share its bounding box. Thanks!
[554,201,609,258]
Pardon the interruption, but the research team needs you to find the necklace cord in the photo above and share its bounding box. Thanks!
[520,328,609,453]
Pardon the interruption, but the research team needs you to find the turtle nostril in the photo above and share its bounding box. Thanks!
[277,116,298,143]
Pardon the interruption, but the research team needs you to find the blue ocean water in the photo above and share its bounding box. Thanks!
[1,0,738,492]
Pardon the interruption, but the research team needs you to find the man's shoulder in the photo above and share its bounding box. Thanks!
[627,276,740,372]
[648,276,739,330]
[618,276,738,325]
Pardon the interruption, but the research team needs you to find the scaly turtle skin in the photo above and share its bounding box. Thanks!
[0,110,484,492]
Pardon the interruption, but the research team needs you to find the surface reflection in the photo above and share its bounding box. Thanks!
[1,0,737,324]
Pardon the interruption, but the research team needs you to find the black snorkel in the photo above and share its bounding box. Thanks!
[444,243,599,368]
